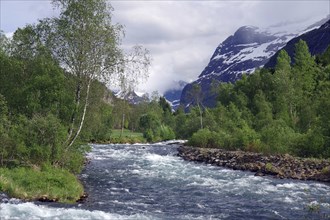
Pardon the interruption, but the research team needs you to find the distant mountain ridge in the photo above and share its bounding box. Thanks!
[113,81,188,110]
[180,17,330,109]
[163,80,187,110]
[265,19,330,68]
[114,90,147,104]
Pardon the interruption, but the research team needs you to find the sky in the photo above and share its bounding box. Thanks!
[1,0,329,94]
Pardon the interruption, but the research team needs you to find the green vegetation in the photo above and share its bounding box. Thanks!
[108,129,145,144]
[0,166,83,203]
[0,0,329,203]
[0,0,149,202]
[183,41,330,159]
[111,129,144,138]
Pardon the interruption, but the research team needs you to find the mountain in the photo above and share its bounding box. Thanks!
[114,90,148,105]
[180,17,329,109]
[163,80,188,110]
[265,19,330,68]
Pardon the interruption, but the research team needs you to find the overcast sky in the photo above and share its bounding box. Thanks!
[1,0,329,94]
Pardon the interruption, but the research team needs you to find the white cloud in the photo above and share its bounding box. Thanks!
[0,1,58,33]
[5,32,14,39]
[1,0,329,94]
[112,1,329,94]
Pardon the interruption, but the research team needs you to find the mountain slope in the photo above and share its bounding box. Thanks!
[114,90,147,104]
[180,18,329,109]
[163,80,187,110]
[265,19,330,68]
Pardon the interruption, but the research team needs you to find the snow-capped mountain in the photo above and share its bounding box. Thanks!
[265,19,330,68]
[163,80,187,110]
[180,17,329,109]
[114,90,148,104]
[114,81,188,110]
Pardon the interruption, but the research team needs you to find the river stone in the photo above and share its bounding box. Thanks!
[177,145,330,182]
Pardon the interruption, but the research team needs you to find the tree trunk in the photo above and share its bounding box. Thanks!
[67,78,92,149]
[121,113,125,137]
[198,103,203,129]
[65,81,82,145]
[120,99,127,137]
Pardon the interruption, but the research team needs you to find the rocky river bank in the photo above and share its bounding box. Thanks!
[177,146,330,182]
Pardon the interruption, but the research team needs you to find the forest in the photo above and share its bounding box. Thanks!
[109,40,330,159]
[0,0,329,203]
[2,36,329,174]
[184,41,330,159]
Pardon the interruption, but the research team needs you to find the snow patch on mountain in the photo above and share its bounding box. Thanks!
[180,16,329,109]
[163,80,188,110]
[114,90,147,105]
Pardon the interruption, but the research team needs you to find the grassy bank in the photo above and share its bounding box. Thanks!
[107,129,145,144]
[0,166,84,203]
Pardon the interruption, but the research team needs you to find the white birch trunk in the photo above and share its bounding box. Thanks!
[67,78,92,149]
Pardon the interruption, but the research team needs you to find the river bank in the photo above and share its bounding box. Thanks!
[0,167,85,203]
[177,145,330,182]
[2,143,330,219]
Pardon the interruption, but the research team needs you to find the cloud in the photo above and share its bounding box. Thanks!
[0,1,58,33]
[5,32,14,39]
[111,1,329,94]
[1,1,329,94]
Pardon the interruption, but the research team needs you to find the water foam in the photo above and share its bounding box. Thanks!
[0,202,156,220]
[6,144,327,220]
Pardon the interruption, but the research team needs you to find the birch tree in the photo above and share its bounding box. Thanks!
[116,45,150,136]
[41,0,150,148]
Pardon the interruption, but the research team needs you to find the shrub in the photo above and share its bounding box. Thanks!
[159,125,175,141]
[144,129,155,142]
[188,129,220,148]
[24,113,67,166]
[260,120,298,154]
[293,128,327,158]
[231,123,260,150]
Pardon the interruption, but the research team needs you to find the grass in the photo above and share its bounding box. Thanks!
[0,166,84,203]
[111,129,144,138]
[108,129,145,144]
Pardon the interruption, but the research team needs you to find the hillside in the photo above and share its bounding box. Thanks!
[180,17,329,109]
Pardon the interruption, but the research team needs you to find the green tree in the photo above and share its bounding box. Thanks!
[46,0,123,148]
[188,84,204,129]
[260,120,298,154]
[0,94,10,166]
[293,40,317,96]
[275,50,291,73]
[273,50,292,124]
[174,106,188,139]
[0,31,10,53]
[38,0,150,149]
[11,25,52,60]
[139,113,161,142]
[316,46,330,66]
[159,96,172,114]
[139,113,161,132]
[253,90,273,130]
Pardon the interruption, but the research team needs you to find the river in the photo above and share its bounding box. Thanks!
[1,143,330,219]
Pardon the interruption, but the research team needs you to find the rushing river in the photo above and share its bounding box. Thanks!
[1,143,330,219]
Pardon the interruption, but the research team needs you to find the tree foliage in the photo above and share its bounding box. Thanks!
[182,40,330,158]
[0,0,150,170]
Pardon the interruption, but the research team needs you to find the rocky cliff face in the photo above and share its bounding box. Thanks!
[180,17,329,109]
